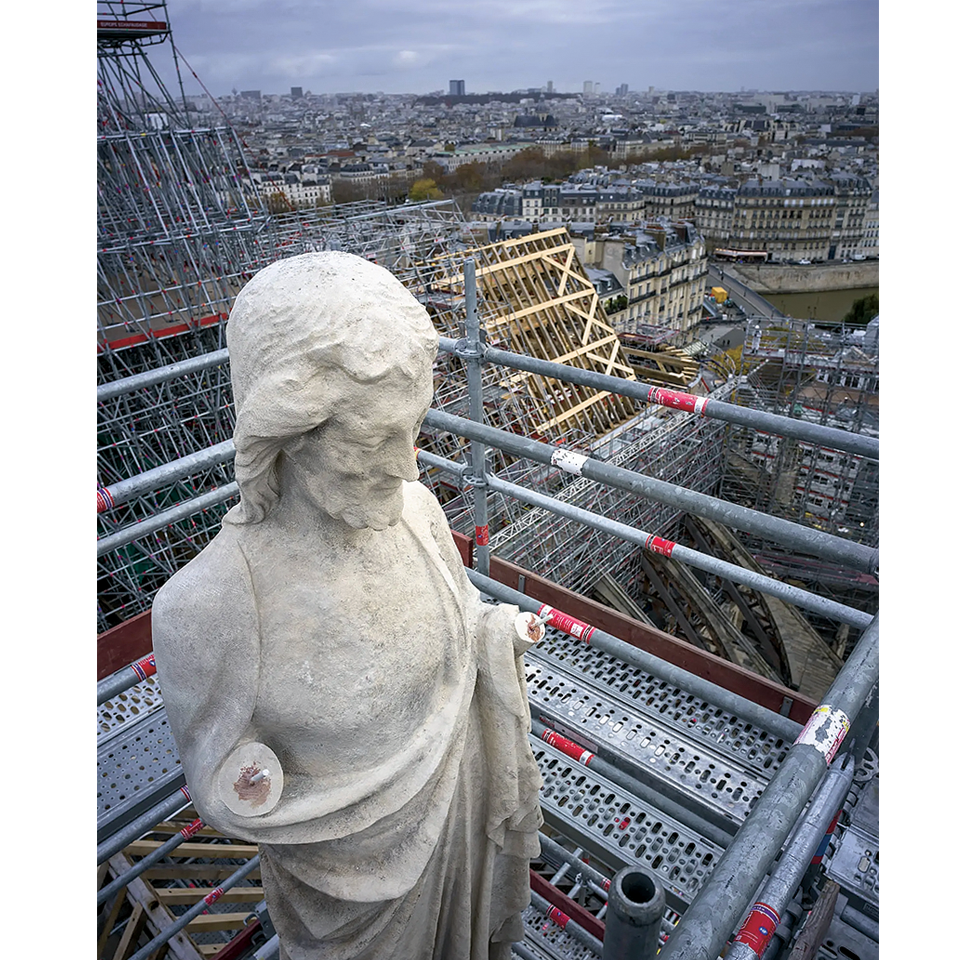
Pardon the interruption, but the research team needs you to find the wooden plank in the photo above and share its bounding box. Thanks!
[112,903,148,960]
[485,285,593,328]
[534,390,612,432]
[185,913,253,934]
[125,840,260,859]
[107,853,204,960]
[144,865,262,882]
[98,611,153,681]
[539,332,621,367]
[788,880,840,959]
[156,887,265,906]
[97,886,127,959]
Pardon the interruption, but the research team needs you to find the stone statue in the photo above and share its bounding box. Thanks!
[152,251,543,960]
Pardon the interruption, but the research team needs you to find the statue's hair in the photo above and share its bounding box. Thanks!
[224,252,439,524]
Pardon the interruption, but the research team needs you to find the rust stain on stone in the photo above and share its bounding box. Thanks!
[234,763,270,808]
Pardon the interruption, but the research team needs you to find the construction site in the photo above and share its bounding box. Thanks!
[97,6,880,959]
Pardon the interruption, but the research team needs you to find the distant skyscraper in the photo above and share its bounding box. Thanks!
[449,79,465,96]
[616,83,629,96]
[546,80,554,94]
[583,81,593,94]
[291,86,303,99]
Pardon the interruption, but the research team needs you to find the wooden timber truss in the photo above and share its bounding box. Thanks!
[423,228,640,445]
[97,808,268,960]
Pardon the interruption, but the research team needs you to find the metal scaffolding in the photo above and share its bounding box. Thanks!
[95,0,485,630]
[97,348,880,955]
[716,317,879,628]
[95,8,879,960]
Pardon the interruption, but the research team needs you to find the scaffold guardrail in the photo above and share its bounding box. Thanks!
[96,255,879,957]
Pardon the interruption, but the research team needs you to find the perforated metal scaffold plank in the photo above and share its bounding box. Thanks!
[97,708,184,842]
[534,736,724,912]
[520,904,597,960]
[98,676,166,741]
[526,630,789,829]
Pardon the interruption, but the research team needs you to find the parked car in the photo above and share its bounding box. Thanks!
[798,258,811,265]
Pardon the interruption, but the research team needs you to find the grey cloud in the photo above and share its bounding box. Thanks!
[161,0,878,95]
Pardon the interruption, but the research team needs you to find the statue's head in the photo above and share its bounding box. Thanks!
[226,251,439,526]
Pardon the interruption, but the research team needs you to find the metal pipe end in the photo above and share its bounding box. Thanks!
[609,866,666,926]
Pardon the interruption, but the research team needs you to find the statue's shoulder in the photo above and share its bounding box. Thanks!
[152,523,255,640]
[403,479,444,516]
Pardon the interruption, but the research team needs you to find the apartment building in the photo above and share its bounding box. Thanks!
[727,177,836,262]
[472,187,523,221]
[475,173,875,264]
[694,185,738,241]
[251,171,333,208]
[859,189,879,259]
[641,181,699,222]
[828,173,873,261]
[573,220,708,342]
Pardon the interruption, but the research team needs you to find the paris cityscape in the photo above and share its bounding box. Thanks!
[92,3,893,959]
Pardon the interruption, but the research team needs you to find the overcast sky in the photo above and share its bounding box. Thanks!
[153,0,879,98]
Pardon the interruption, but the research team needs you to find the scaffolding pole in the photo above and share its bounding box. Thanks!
[467,570,800,743]
[419,448,869,628]
[425,409,877,575]
[657,614,879,960]
[440,339,879,461]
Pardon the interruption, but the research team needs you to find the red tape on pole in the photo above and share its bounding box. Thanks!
[811,809,842,865]
[179,818,205,840]
[537,604,596,644]
[644,533,677,557]
[97,487,115,513]
[131,653,157,682]
[733,902,781,956]
[547,906,571,930]
[541,729,596,766]
[475,524,489,546]
[649,387,710,416]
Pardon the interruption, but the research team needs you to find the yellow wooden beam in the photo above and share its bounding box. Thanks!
[534,390,616,432]
[484,286,597,328]
[125,840,260,859]
[185,913,253,934]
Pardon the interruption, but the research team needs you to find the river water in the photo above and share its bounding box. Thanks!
[764,286,879,324]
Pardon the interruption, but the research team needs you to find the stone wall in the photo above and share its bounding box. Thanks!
[722,259,879,294]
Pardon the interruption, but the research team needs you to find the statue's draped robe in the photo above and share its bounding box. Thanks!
[153,482,543,960]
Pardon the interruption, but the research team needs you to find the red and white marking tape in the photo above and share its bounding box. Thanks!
[541,729,596,766]
[733,901,781,957]
[793,705,850,764]
[179,818,205,840]
[536,604,596,644]
[131,653,157,682]
[649,387,710,416]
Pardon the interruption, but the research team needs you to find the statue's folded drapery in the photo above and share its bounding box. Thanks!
[153,481,543,960]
